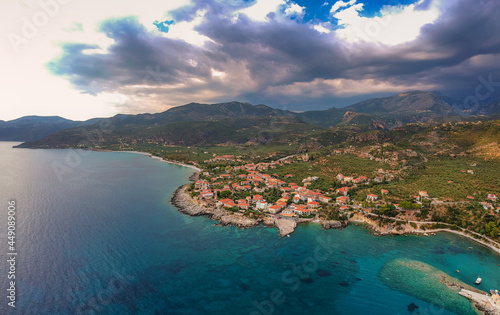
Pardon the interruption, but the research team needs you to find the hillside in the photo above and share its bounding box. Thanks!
[17,116,315,148]
[346,91,457,115]
[0,116,100,141]
[14,91,500,148]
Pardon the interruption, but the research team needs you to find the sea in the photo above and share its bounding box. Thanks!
[0,141,499,315]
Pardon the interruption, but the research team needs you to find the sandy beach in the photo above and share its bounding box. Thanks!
[111,150,202,172]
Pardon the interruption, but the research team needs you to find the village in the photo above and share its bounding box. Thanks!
[187,156,500,224]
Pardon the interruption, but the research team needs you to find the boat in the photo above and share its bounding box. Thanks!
[475,277,482,285]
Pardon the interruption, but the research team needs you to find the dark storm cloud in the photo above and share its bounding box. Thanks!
[197,13,350,84]
[48,17,216,95]
[47,0,500,111]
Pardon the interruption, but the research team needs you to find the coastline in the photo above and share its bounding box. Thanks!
[421,229,500,257]
[108,150,202,172]
[170,184,273,230]
[351,213,500,257]
[99,149,500,254]
[169,181,343,237]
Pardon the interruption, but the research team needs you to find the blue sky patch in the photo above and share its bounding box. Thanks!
[153,19,175,33]
[292,0,423,22]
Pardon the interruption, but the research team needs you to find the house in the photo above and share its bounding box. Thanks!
[381,189,389,195]
[195,180,210,190]
[309,191,322,200]
[256,201,268,210]
[466,196,475,200]
[281,210,295,217]
[352,178,363,184]
[294,207,312,216]
[336,187,350,196]
[253,194,264,202]
[201,191,214,199]
[487,194,498,202]
[218,198,233,204]
[366,194,378,201]
[374,176,385,183]
[318,196,331,204]
[223,201,237,208]
[418,191,429,198]
[293,196,301,203]
[268,204,283,214]
[307,201,320,208]
[277,202,287,208]
[339,206,349,212]
[337,174,344,181]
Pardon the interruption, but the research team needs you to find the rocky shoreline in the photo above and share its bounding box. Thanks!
[170,181,344,237]
[459,289,500,315]
[351,213,500,257]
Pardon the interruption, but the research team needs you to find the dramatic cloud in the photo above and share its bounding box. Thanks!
[44,0,500,114]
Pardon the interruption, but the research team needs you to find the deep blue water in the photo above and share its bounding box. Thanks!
[0,142,499,315]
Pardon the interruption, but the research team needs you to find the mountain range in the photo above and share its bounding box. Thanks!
[7,90,500,147]
[0,116,100,141]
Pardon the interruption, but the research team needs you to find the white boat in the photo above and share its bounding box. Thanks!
[475,277,482,285]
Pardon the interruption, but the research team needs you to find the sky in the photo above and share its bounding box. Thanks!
[1,0,500,121]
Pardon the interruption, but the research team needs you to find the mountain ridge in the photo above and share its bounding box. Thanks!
[7,90,500,144]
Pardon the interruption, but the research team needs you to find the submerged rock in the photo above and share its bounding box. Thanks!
[407,302,419,312]
[316,269,332,277]
[301,278,314,284]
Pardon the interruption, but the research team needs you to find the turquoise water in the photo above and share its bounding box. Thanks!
[0,141,499,314]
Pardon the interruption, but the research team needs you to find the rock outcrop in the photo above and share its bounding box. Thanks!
[459,289,500,315]
[219,214,260,228]
[320,220,343,230]
[275,218,297,237]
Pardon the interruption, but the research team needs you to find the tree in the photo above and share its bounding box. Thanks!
[399,200,413,209]
[491,227,499,238]
[219,190,232,199]
[485,222,498,238]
